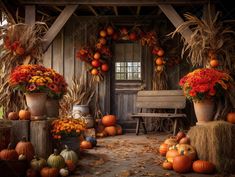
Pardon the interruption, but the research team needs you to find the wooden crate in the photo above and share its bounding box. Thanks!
[10,120,30,147]
[30,119,54,158]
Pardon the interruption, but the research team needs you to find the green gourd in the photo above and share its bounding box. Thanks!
[47,149,65,169]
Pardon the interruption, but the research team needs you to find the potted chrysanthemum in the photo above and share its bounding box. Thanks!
[179,68,232,124]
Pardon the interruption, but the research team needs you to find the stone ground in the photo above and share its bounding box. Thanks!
[71,132,235,177]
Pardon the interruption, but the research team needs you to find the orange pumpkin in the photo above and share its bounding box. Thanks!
[166,149,179,163]
[177,144,197,161]
[15,136,35,161]
[40,167,59,177]
[80,141,92,149]
[210,59,219,68]
[0,143,18,160]
[155,57,163,65]
[192,160,215,174]
[65,160,76,172]
[8,111,19,120]
[99,30,107,37]
[91,60,101,68]
[173,151,192,173]
[19,109,31,120]
[90,68,99,75]
[93,52,101,60]
[179,136,190,144]
[156,48,165,57]
[159,143,168,156]
[115,124,123,135]
[104,126,117,136]
[102,115,116,127]
[227,112,235,124]
[162,160,173,170]
[164,137,177,147]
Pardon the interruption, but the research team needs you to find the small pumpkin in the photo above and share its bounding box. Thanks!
[166,149,179,163]
[104,126,117,136]
[159,143,168,156]
[176,131,186,142]
[0,143,18,160]
[102,114,116,127]
[15,136,35,161]
[177,144,197,161]
[19,109,31,120]
[179,136,190,144]
[80,141,92,149]
[164,137,178,147]
[65,160,76,172]
[106,26,114,36]
[47,149,65,170]
[192,160,215,174]
[227,112,235,124]
[173,151,192,173]
[155,57,163,65]
[162,160,173,170]
[8,111,18,120]
[30,155,47,172]
[86,136,97,147]
[59,168,69,177]
[40,167,59,177]
[210,59,219,68]
[60,145,78,164]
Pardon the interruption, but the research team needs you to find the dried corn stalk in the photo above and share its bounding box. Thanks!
[169,5,235,68]
[0,22,48,117]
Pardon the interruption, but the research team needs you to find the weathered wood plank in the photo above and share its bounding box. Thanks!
[25,5,35,25]
[10,120,30,147]
[137,90,184,96]
[30,120,54,158]
[52,32,63,73]
[43,45,52,68]
[137,96,185,102]
[158,5,193,43]
[19,0,210,5]
[136,102,185,109]
[131,113,186,117]
[42,5,78,52]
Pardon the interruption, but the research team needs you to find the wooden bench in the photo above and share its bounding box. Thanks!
[130,90,187,135]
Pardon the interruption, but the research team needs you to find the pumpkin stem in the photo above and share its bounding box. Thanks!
[22,136,27,142]
[53,148,58,155]
[180,150,184,155]
[65,145,69,150]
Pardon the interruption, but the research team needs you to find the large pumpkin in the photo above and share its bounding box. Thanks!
[40,167,59,177]
[177,144,197,161]
[102,115,116,126]
[166,149,179,163]
[173,151,192,173]
[0,143,18,160]
[192,160,215,174]
[104,126,117,136]
[227,112,235,124]
[47,149,65,169]
[30,155,47,172]
[60,145,78,164]
[159,143,168,156]
[15,137,35,161]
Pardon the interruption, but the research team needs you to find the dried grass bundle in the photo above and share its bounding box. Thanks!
[0,22,48,116]
[188,121,235,173]
[152,66,168,90]
[170,5,235,68]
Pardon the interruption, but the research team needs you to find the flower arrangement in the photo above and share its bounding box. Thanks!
[51,118,86,140]
[179,68,232,102]
[9,64,67,99]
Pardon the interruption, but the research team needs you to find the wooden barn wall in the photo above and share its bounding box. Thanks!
[42,16,194,125]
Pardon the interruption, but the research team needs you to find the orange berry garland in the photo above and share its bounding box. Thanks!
[51,118,86,140]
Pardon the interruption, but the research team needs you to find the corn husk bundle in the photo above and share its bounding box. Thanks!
[152,65,168,90]
[0,22,48,117]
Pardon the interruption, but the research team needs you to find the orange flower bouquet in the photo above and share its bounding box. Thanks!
[51,118,86,140]
[9,64,67,99]
[179,68,232,102]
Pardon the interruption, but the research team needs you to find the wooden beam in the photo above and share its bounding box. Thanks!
[113,6,118,16]
[19,0,210,5]
[42,5,78,52]
[158,4,193,43]
[0,1,16,23]
[87,5,98,16]
[25,5,35,25]
[136,6,141,15]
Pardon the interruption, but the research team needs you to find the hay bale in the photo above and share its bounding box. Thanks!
[188,121,235,173]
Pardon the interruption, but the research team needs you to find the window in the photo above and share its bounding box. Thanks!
[115,42,141,81]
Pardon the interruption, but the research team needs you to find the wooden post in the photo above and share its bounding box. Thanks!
[10,120,30,147]
[25,5,35,25]
[30,120,54,158]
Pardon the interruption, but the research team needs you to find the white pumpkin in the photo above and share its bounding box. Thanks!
[60,145,78,164]
[59,168,69,177]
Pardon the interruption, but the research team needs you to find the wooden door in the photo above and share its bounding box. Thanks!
[111,42,149,129]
